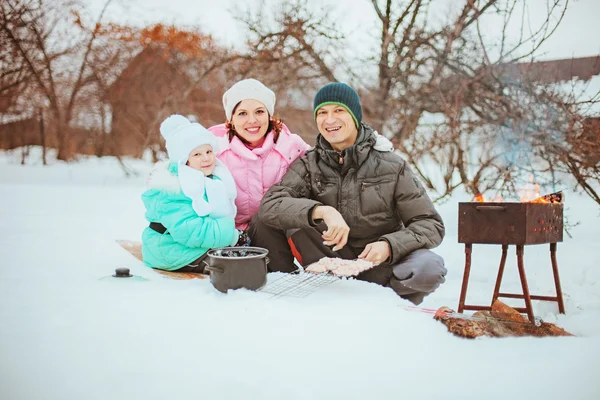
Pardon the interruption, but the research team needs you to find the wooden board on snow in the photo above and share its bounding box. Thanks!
[116,239,144,261]
[116,239,208,280]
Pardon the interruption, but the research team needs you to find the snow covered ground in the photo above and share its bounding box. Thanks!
[1,148,599,400]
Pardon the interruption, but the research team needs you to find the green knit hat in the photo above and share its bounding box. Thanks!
[313,82,362,128]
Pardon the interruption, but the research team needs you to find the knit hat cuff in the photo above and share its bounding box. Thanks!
[222,79,276,120]
[314,101,360,128]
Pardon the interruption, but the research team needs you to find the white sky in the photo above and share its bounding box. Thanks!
[85,0,600,61]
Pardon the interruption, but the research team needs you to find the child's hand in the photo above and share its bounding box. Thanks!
[235,230,251,247]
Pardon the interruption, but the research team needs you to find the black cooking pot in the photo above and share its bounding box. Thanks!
[202,247,269,293]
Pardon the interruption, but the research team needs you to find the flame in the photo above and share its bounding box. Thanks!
[528,196,550,204]
[474,193,503,203]
[519,176,551,203]
[472,177,559,203]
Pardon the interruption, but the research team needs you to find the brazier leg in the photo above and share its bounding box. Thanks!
[550,243,566,314]
[516,245,535,322]
[491,244,509,306]
[458,244,472,313]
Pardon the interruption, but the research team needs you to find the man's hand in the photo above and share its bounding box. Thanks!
[312,205,350,252]
[358,241,391,266]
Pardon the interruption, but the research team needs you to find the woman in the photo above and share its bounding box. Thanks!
[209,79,310,231]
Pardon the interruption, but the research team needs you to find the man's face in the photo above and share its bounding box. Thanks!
[315,104,358,151]
[187,144,216,176]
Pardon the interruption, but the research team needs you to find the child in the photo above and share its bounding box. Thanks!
[141,114,240,273]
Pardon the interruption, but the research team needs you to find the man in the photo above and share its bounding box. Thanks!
[250,82,446,304]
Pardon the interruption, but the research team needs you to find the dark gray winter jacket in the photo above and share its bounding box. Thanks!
[258,124,445,264]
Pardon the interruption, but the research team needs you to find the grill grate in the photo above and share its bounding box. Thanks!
[258,272,339,298]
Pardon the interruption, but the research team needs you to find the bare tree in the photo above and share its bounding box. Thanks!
[0,0,115,160]
[236,0,599,206]
[94,23,242,160]
[514,81,600,204]
[0,1,34,113]
[231,0,347,138]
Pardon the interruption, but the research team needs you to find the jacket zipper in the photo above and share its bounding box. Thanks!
[336,151,343,208]
[361,178,394,192]
[337,174,342,209]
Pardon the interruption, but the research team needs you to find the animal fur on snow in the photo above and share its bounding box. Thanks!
[434,301,573,339]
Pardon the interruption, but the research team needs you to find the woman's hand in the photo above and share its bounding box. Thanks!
[358,241,391,266]
[312,206,350,252]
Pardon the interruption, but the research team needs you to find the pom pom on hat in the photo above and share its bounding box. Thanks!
[160,114,217,163]
[222,79,276,120]
[160,114,191,140]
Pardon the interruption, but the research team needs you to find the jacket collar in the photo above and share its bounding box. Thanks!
[220,123,301,161]
[227,131,275,160]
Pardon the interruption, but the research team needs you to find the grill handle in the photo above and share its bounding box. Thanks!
[202,261,224,274]
[475,205,507,212]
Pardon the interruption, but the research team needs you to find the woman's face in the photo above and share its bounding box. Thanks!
[187,144,216,176]
[230,99,270,147]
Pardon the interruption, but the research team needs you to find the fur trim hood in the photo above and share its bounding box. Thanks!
[146,161,181,192]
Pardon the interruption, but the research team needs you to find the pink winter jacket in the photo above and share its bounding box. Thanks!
[209,123,310,230]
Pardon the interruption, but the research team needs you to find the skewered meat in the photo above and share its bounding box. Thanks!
[305,262,328,274]
[305,257,374,277]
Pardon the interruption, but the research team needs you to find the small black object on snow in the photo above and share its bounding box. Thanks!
[113,267,133,278]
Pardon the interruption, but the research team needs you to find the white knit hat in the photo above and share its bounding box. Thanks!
[222,79,276,120]
[160,114,217,163]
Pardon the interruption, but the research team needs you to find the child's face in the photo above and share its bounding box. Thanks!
[187,144,216,176]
